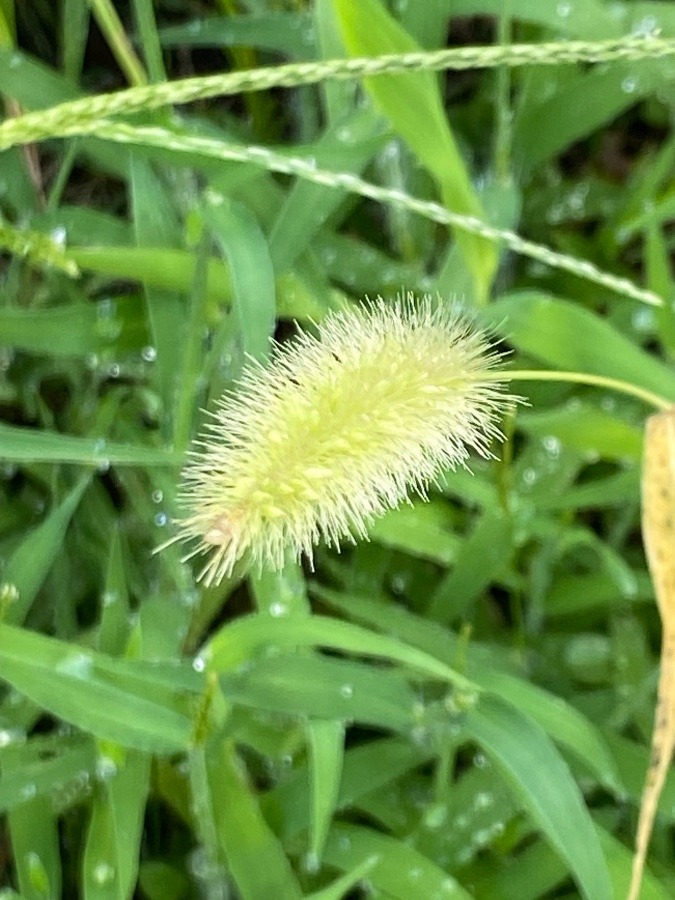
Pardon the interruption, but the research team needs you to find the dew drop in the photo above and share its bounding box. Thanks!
[101,590,118,608]
[205,189,224,206]
[621,75,639,94]
[632,307,653,333]
[474,791,494,810]
[412,700,426,721]
[141,345,157,362]
[633,15,659,37]
[304,851,320,874]
[546,203,565,225]
[56,653,94,679]
[521,468,537,486]
[454,846,473,867]
[0,582,19,607]
[92,862,115,885]
[193,656,206,673]
[543,435,562,458]
[424,803,448,829]
[391,574,407,595]
[181,590,199,609]
[556,1,572,18]
[567,184,589,216]
[473,752,489,769]
[20,783,37,800]
[95,756,118,781]
[0,727,25,747]
[50,225,67,246]
[154,512,167,527]
[269,601,289,617]
[95,299,122,340]
[340,684,354,699]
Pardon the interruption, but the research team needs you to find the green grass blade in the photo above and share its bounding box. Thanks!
[4,477,89,625]
[69,245,327,319]
[485,291,675,400]
[322,823,473,900]
[250,563,311,619]
[306,855,380,900]
[514,62,664,174]
[7,797,61,900]
[269,107,388,270]
[0,423,179,466]
[263,737,430,842]
[313,585,621,786]
[465,694,613,900]
[210,741,302,900]
[0,0,15,46]
[307,719,345,868]
[598,824,672,900]
[219,653,417,731]
[0,625,193,753]
[448,0,619,37]
[368,500,460,566]
[204,613,475,690]
[478,671,622,790]
[427,507,513,622]
[201,191,276,363]
[131,0,165,83]
[159,11,315,59]
[517,401,644,461]
[333,0,497,301]
[62,0,89,81]
[81,750,151,900]
[0,302,137,359]
[0,735,96,813]
[130,155,186,436]
[98,528,131,657]
[310,585,517,674]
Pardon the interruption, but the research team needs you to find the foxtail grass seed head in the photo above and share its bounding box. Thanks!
[165,294,515,585]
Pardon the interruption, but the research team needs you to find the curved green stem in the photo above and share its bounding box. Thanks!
[489,368,672,412]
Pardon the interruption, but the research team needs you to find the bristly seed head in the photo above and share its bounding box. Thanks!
[163,293,516,585]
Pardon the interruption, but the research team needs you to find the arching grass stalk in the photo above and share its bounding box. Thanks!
[0,35,672,151]
[492,370,671,412]
[19,119,667,308]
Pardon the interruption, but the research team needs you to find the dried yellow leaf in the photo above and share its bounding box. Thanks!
[630,407,675,900]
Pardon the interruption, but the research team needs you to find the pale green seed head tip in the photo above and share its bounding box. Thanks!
[171,294,515,586]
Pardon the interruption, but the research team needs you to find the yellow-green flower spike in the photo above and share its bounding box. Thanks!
[166,294,515,585]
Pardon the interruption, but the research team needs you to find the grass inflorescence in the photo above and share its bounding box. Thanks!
[168,295,515,583]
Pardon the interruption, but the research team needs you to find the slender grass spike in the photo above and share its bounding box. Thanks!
[162,294,515,585]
